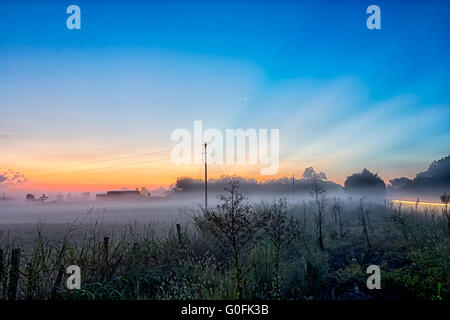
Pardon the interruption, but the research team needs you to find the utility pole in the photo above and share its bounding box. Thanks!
[292,174,295,203]
[204,142,208,210]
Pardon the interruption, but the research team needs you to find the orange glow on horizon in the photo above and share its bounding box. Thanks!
[10,164,301,192]
[6,161,352,193]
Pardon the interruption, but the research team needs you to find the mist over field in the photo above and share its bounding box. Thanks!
[0,0,449,304]
[0,191,439,226]
[0,156,449,302]
[1,155,449,225]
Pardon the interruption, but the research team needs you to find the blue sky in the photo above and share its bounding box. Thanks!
[0,0,449,190]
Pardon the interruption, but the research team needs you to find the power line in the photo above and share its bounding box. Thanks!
[26,146,197,176]
[25,148,174,174]
[292,174,295,203]
[204,142,207,210]
[48,155,176,177]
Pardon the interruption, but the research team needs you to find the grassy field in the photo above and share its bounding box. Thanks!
[0,183,449,300]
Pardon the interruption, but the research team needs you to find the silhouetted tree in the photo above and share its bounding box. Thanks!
[414,155,450,192]
[38,194,49,203]
[440,193,450,237]
[302,167,327,181]
[174,176,202,192]
[389,155,450,194]
[389,177,413,192]
[417,155,450,181]
[172,171,342,196]
[344,168,386,196]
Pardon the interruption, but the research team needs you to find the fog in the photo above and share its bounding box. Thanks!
[4,190,448,231]
[0,189,389,226]
[0,199,190,225]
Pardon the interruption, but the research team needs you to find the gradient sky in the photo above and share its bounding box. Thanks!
[0,0,449,193]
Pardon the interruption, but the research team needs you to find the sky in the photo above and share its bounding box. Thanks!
[0,0,449,193]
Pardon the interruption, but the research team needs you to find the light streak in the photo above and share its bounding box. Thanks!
[391,199,447,207]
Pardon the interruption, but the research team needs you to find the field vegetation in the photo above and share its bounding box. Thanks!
[0,180,449,300]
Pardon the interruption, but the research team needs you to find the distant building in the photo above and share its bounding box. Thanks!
[96,189,150,201]
[1,193,12,201]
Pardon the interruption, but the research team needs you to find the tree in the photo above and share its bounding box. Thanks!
[330,198,344,238]
[193,180,264,299]
[414,155,450,192]
[358,199,372,251]
[417,155,450,181]
[344,168,386,196]
[260,198,297,297]
[389,177,413,192]
[38,194,49,203]
[174,176,202,192]
[389,155,450,194]
[311,177,327,251]
[440,193,450,237]
[302,167,327,181]
[26,194,35,202]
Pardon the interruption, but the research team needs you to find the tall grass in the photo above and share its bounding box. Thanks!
[0,187,449,300]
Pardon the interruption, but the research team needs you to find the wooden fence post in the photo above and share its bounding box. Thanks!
[8,248,20,300]
[0,249,4,298]
[102,237,110,281]
[176,224,182,245]
[103,237,109,258]
[51,266,65,300]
